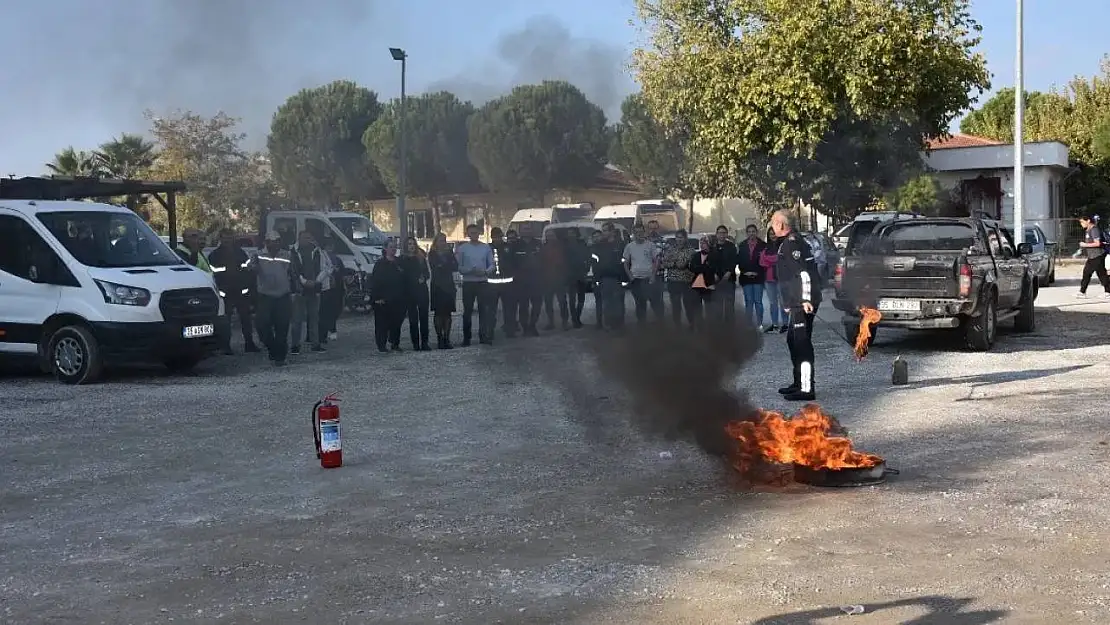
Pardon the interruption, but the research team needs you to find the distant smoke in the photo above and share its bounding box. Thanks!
[428,15,637,121]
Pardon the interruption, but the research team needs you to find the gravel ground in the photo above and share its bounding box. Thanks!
[2,266,1109,625]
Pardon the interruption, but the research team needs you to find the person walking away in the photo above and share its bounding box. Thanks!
[318,238,346,343]
[487,227,518,337]
[510,225,544,336]
[455,224,495,346]
[428,233,459,349]
[710,225,739,322]
[689,236,717,325]
[208,228,259,355]
[400,236,432,351]
[771,210,822,402]
[760,231,786,333]
[175,228,212,273]
[563,228,589,328]
[369,238,407,352]
[737,224,767,329]
[623,223,663,325]
[251,232,296,366]
[662,229,697,327]
[594,223,628,330]
[1076,214,1110,298]
[541,229,571,330]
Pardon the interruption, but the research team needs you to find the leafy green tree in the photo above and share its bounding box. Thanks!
[363,91,482,229]
[144,110,264,230]
[467,81,609,199]
[610,93,687,196]
[884,174,942,214]
[46,147,104,177]
[632,0,991,198]
[95,133,157,179]
[959,88,1065,142]
[268,80,382,207]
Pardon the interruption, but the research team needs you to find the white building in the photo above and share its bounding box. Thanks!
[922,134,1071,239]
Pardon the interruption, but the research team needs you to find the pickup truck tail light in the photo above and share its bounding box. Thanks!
[958,263,972,297]
[833,262,843,292]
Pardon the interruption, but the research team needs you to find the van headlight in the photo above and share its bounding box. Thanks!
[94,280,151,306]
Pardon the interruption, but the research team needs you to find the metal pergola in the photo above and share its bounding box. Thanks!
[0,175,187,245]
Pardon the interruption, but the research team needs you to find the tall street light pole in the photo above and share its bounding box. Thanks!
[1013,0,1025,235]
[389,47,408,243]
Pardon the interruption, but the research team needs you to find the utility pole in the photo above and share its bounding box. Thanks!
[1013,0,1025,235]
[390,47,408,242]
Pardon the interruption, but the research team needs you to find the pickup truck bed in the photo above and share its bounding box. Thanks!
[833,217,1038,352]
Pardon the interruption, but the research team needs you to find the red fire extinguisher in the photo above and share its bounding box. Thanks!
[312,393,342,469]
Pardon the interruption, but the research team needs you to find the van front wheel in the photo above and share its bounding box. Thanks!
[47,325,104,385]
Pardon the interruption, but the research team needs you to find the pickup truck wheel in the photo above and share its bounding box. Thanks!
[46,324,104,385]
[1014,281,1036,332]
[963,295,996,352]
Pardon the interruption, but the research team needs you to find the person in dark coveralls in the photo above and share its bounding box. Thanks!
[770,210,822,402]
[427,233,458,349]
[400,237,432,351]
[710,225,739,322]
[563,228,589,328]
[510,224,544,337]
[207,228,259,355]
[541,229,570,330]
[250,231,296,366]
[369,238,407,352]
[593,222,628,330]
[587,230,605,328]
[487,227,518,337]
[455,224,495,346]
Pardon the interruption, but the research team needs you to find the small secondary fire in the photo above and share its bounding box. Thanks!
[725,403,883,484]
[854,307,882,360]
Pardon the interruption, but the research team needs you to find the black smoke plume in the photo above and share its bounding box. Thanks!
[486,316,764,458]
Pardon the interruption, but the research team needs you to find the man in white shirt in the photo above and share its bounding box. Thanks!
[623,223,664,324]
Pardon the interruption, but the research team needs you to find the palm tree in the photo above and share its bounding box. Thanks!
[45,147,104,177]
[95,133,157,179]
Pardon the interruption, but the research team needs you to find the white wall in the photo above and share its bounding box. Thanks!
[930,167,1055,222]
[924,142,1068,171]
[689,197,761,234]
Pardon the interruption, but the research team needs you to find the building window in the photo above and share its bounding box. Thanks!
[407,210,433,239]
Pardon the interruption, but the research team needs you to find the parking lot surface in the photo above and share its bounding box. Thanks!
[2,266,1108,624]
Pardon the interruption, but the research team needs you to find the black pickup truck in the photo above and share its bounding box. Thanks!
[832,216,1038,352]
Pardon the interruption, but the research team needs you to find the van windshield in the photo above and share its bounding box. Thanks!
[329,215,388,247]
[37,211,183,268]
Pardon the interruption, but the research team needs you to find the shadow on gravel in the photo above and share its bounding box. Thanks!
[890,364,1092,390]
[749,595,1008,624]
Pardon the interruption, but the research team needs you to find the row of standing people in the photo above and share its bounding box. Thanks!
[177,228,346,365]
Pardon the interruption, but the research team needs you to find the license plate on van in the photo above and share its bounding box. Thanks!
[877,299,920,312]
[182,324,215,339]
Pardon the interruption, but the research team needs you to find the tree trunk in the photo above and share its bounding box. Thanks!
[686,197,695,232]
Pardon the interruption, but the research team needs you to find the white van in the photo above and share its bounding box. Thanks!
[508,208,554,237]
[261,209,386,273]
[593,204,639,233]
[594,201,683,234]
[0,200,226,384]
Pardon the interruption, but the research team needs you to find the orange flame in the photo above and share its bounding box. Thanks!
[725,403,883,481]
[854,307,882,360]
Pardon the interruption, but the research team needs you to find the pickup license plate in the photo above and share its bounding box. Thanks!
[182,324,215,339]
[877,299,920,312]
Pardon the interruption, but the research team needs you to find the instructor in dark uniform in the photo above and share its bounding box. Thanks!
[770,210,821,402]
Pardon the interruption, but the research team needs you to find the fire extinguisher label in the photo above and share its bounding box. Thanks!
[319,422,341,453]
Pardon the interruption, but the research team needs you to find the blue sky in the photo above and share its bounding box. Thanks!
[1,0,1105,176]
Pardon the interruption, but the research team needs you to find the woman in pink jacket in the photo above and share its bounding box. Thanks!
[759,231,787,333]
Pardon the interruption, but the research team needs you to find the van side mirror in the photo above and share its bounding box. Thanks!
[1017,243,1033,255]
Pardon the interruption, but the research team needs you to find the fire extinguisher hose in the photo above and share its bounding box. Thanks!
[311,400,323,459]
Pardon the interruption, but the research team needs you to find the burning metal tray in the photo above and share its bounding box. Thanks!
[792,462,899,487]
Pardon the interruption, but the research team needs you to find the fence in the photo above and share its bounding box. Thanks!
[1029,218,1085,256]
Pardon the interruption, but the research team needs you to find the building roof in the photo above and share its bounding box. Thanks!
[926,134,1005,150]
[591,165,641,194]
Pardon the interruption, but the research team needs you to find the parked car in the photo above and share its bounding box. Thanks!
[835,216,1038,352]
[1021,224,1057,285]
